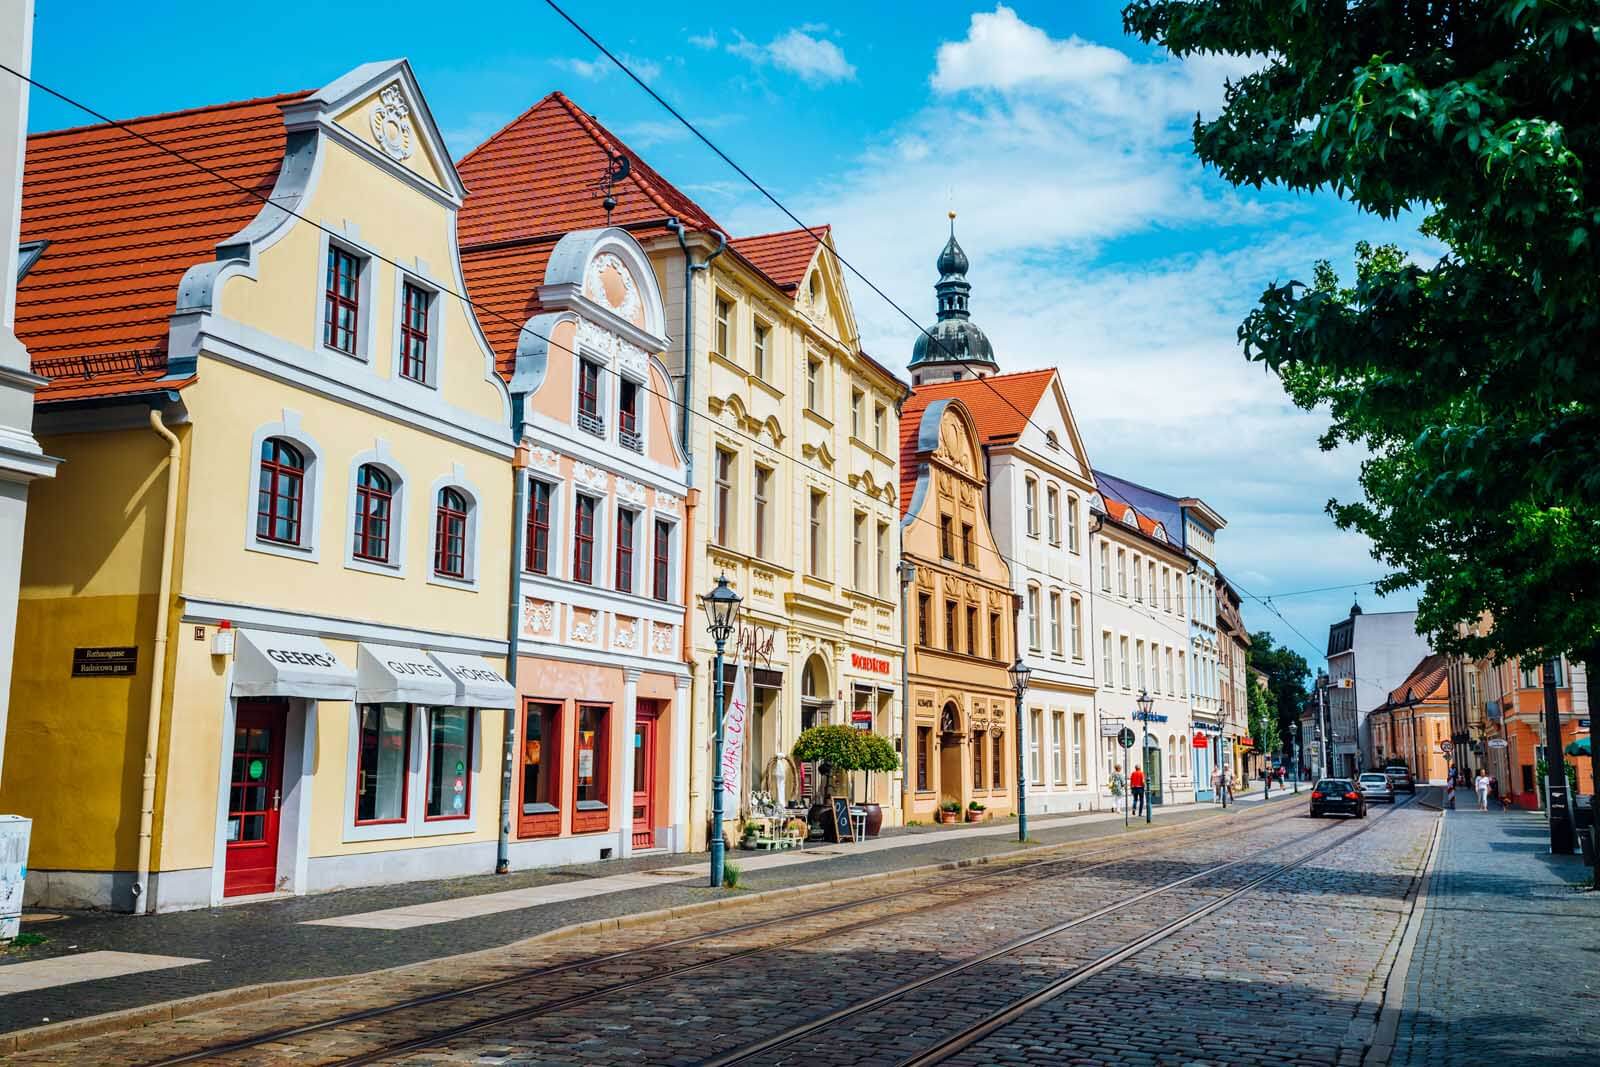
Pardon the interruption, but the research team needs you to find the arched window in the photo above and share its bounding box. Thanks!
[434,488,468,578]
[257,438,305,545]
[352,464,393,562]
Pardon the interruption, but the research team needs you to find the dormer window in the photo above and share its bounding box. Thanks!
[618,379,641,452]
[577,359,604,437]
[324,247,362,355]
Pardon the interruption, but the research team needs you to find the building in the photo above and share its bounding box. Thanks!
[1368,654,1452,784]
[1325,601,1432,775]
[898,388,1016,821]
[1216,575,1251,783]
[1491,654,1592,806]
[1093,471,1225,800]
[1088,483,1195,807]
[456,95,907,842]
[6,63,521,911]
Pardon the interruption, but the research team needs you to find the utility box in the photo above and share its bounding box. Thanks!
[0,815,31,940]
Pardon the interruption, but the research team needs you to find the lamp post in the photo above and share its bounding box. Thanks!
[1137,689,1154,824]
[899,562,916,819]
[1008,657,1031,842]
[703,574,742,888]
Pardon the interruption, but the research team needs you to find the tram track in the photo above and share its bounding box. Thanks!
[139,797,1301,1066]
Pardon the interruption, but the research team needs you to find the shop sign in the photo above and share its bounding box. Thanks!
[850,709,873,731]
[1100,718,1124,737]
[71,646,137,677]
[720,659,748,810]
[1487,738,1508,749]
[1132,711,1168,724]
[849,651,893,676]
[735,625,777,668]
[1192,732,1210,749]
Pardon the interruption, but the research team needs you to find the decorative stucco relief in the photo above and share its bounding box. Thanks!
[571,609,601,645]
[616,478,646,507]
[370,83,415,162]
[650,622,674,656]
[576,318,647,381]
[573,462,609,494]
[523,598,555,638]
[528,446,561,475]
[613,615,640,652]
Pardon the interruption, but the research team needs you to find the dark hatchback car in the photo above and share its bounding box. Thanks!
[1309,778,1367,818]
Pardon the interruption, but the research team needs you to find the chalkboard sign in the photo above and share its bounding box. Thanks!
[823,796,854,843]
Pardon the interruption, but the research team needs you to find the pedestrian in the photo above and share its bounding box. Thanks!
[1211,767,1223,805]
[1109,764,1125,813]
[1474,770,1490,812]
[1222,769,1234,805]
[1129,764,1146,816]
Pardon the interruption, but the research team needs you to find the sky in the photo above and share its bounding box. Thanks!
[24,0,1433,671]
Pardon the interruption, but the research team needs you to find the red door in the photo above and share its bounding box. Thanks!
[631,707,658,849]
[225,700,287,896]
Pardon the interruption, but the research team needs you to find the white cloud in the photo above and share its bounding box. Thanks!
[933,5,1130,92]
[688,31,718,49]
[728,27,856,85]
[555,53,662,83]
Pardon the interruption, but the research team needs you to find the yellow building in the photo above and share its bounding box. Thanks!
[7,62,518,911]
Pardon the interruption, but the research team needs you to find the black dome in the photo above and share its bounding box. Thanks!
[909,218,998,373]
[936,233,968,277]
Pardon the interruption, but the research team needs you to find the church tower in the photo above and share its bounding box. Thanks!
[908,213,999,385]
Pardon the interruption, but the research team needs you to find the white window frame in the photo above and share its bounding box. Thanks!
[246,412,324,563]
[343,703,484,843]
[315,230,376,363]
[1049,590,1063,656]
[1024,477,1039,537]
[714,293,734,358]
[1070,596,1083,660]
[1051,711,1066,785]
[1067,494,1080,553]
[1046,486,1060,545]
[427,467,483,590]
[392,268,444,390]
[344,442,409,578]
[1027,585,1041,651]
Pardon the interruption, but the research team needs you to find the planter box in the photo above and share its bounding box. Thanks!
[964,810,987,822]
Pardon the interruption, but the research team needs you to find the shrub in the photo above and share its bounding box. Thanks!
[790,725,900,772]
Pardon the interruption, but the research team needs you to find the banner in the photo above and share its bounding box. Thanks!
[720,656,749,814]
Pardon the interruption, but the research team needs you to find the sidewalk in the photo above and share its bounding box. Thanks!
[1390,806,1600,1066]
[0,795,1287,1036]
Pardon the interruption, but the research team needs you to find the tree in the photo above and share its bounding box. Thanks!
[1123,1,1600,668]
[1248,629,1311,745]
[1248,678,1283,759]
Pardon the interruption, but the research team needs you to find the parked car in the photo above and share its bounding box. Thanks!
[1309,778,1366,818]
[1358,771,1395,804]
[1384,764,1416,794]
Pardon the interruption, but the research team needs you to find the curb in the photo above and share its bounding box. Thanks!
[2,796,1294,1054]
[1362,805,1446,1066]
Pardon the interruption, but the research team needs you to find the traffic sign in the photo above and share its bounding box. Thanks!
[1117,727,1136,750]
[1487,738,1508,749]
[1438,740,1454,755]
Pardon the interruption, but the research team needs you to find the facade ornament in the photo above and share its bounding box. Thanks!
[369,83,415,162]
[573,462,609,493]
[523,598,555,637]
[650,622,673,655]
[584,252,642,323]
[655,493,681,516]
[528,445,561,475]
[572,609,600,645]
[616,478,646,506]
[576,318,648,381]
[613,616,640,651]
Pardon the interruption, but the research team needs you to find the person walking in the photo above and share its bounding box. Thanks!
[1109,764,1125,813]
[1211,767,1224,805]
[1475,770,1490,812]
[1129,764,1146,816]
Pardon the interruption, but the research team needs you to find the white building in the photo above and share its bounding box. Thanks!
[1325,602,1432,775]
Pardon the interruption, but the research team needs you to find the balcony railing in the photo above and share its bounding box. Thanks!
[577,409,605,438]
[619,427,643,453]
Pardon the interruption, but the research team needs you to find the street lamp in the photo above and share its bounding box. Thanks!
[1137,689,1154,824]
[1008,657,1032,842]
[703,573,742,888]
[899,562,917,817]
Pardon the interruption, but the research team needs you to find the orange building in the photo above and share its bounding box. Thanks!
[1495,656,1592,807]
[1368,655,1452,785]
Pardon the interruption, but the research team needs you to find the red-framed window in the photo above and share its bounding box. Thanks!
[256,437,305,545]
[615,509,635,594]
[434,488,468,578]
[400,283,430,382]
[352,464,392,562]
[425,707,472,820]
[917,725,931,791]
[618,380,638,435]
[572,495,596,584]
[574,703,609,808]
[519,701,562,837]
[355,704,410,825]
[525,480,551,575]
[324,247,360,354]
[578,360,601,420]
[652,519,671,601]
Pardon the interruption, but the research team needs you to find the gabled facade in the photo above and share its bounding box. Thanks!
[1325,602,1431,776]
[1216,574,1252,783]
[7,62,518,911]
[1368,654,1452,785]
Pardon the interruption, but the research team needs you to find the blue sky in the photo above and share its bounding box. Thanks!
[27,1,1429,670]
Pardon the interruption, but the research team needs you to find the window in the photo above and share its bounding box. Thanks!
[1178,651,1187,697]
[806,357,822,412]
[1165,648,1175,695]
[573,704,609,808]
[1136,640,1146,690]
[400,282,430,382]
[972,730,985,790]
[618,380,641,452]
[853,512,867,590]
[967,605,979,656]
[434,488,468,579]
[714,295,733,357]
[324,246,360,354]
[918,593,932,646]
[1052,711,1066,784]
[521,702,560,815]
[1118,549,1128,597]
[1047,487,1060,545]
[526,480,552,574]
[1072,714,1086,784]
[714,449,735,548]
[873,403,886,451]
[1067,495,1080,553]
[992,731,1003,789]
[961,523,975,566]
[940,515,955,560]
[572,494,596,584]
[352,464,393,563]
[753,466,772,558]
[877,521,890,596]
[577,359,603,436]
[1161,568,1171,612]
[1099,544,1111,591]
[1120,636,1131,689]
[989,611,1003,662]
[1050,591,1063,656]
[1133,554,1143,603]
[1025,477,1039,536]
[615,509,636,594]
[945,600,959,652]
[1101,632,1114,685]
[752,320,769,379]
[652,520,672,601]
[1030,709,1044,784]
[917,726,931,790]
[1175,578,1185,618]
[355,704,409,824]
[1521,665,1538,688]
[851,389,864,437]
[808,490,826,576]
[425,708,472,820]
[1027,586,1041,651]
[1147,562,1157,609]
[1070,596,1083,660]
[257,438,305,546]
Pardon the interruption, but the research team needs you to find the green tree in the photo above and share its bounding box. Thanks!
[1248,630,1311,745]
[1123,0,1600,668]
[1248,678,1283,758]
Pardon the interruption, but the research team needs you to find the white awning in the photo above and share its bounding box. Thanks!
[357,643,457,706]
[428,651,517,709]
[232,629,356,701]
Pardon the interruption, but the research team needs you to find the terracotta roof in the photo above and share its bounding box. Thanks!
[17,91,308,403]
[905,369,1054,444]
[898,389,935,513]
[1386,653,1451,707]
[1102,496,1163,540]
[729,226,827,291]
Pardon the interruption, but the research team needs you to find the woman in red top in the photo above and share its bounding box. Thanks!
[1129,766,1146,816]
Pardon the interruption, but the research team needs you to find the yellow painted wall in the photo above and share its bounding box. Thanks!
[332,86,453,195]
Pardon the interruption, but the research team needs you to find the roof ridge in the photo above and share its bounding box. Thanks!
[29,89,311,141]
[735,223,831,241]
[552,94,714,229]
[454,91,566,170]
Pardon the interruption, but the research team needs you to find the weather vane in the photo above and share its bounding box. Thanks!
[596,152,631,224]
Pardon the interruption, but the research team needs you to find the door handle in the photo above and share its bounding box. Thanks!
[272,789,281,812]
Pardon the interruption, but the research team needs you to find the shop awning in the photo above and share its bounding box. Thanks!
[429,651,516,709]
[1567,736,1591,757]
[357,643,456,706]
[232,629,356,701]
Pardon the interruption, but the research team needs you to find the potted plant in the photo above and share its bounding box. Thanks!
[965,800,986,823]
[937,800,962,824]
[791,724,901,837]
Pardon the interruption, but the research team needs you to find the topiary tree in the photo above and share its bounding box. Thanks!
[791,725,900,801]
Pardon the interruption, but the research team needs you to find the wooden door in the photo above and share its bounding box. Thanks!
[631,706,658,849]
[225,700,287,896]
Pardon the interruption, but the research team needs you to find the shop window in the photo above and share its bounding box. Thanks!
[572,494,596,584]
[323,245,361,355]
[355,704,410,824]
[917,725,931,791]
[352,464,393,563]
[573,704,610,831]
[257,438,305,546]
[434,488,469,579]
[426,708,473,820]
[615,508,636,594]
[526,480,552,574]
[652,519,672,601]
[520,702,561,832]
[399,282,431,383]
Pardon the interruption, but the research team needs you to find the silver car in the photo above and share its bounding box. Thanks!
[1358,771,1395,804]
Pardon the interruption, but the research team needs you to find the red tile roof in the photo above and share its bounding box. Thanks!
[898,371,1056,513]
[729,226,828,292]
[17,91,308,403]
[1101,495,1163,540]
[1386,653,1451,707]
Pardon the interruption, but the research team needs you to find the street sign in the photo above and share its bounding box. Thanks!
[1117,727,1136,749]
[1487,738,1508,749]
[1100,719,1124,737]
[1438,740,1453,755]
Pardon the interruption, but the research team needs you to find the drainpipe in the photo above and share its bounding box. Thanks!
[1087,512,1105,805]
[134,408,181,914]
[665,218,725,488]
[497,450,530,874]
